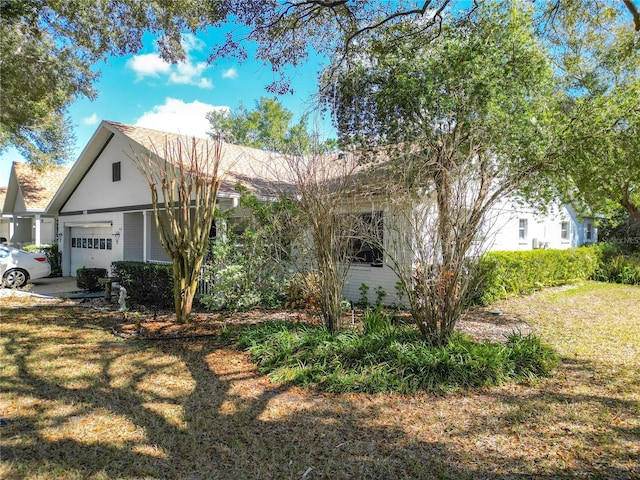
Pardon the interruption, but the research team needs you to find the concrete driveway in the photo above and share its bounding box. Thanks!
[0,277,105,300]
[27,277,83,297]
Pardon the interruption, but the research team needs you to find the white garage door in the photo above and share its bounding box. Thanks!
[69,226,113,276]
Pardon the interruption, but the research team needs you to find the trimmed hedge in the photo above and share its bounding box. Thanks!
[476,247,601,305]
[111,261,174,309]
[76,267,108,292]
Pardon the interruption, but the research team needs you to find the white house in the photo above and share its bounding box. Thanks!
[46,120,598,305]
[1,162,69,247]
[46,120,283,277]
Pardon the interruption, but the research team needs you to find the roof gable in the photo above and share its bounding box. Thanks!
[2,162,69,214]
[48,120,298,214]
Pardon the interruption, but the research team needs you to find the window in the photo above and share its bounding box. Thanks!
[518,219,528,241]
[349,211,384,267]
[586,223,593,242]
[561,221,569,241]
[112,162,121,182]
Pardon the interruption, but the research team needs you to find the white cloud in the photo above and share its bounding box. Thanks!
[181,33,205,53]
[126,34,213,89]
[82,113,99,125]
[222,67,238,79]
[126,53,171,79]
[169,61,212,88]
[134,98,229,138]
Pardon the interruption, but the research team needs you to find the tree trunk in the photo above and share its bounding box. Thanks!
[173,254,201,324]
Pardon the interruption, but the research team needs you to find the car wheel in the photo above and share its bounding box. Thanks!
[3,269,29,288]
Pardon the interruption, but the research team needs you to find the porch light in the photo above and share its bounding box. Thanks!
[113,231,121,244]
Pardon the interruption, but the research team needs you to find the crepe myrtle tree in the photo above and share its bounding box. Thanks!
[324,3,556,344]
[129,136,226,324]
[272,150,365,334]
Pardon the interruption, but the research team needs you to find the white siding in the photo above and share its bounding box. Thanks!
[123,212,144,261]
[61,135,153,213]
[344,264,402,306]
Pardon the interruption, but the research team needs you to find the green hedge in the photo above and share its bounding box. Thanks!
[76,267,108,292]
[111,261,174,309]
[476,247,601,305]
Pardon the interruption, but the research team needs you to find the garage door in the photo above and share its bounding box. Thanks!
[69,226,113,276]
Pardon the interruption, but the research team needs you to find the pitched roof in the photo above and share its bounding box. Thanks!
[105,121,295,196]
[12,162,70,211]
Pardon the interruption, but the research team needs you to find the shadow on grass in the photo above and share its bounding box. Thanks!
[1,304,638,479]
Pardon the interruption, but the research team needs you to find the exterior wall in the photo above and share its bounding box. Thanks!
[61,135,153,213]
[344,199,598,307]
[344,263,402,306]
[486,201,596,252]
[123,212,144,261]
[10,216,32,247]
[0,219,9,243]
[147,216,170,263]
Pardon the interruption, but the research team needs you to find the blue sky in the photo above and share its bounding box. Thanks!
[0,28,330,186]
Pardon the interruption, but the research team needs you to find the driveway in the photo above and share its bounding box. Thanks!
[0,276,87,299]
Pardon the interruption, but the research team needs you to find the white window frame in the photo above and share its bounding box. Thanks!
[586,223,593,242]
[560,221,570,242]
[518,218,528,243]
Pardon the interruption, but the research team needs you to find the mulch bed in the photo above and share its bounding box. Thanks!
[103,300,532,342]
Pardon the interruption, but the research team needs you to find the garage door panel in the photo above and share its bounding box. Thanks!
[70,227,113,276]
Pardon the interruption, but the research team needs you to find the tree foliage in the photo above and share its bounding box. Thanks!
[207,97,336,155]
[324,3,555,344]
[215,1,639,93]
[541,1,640,228]
[0,0,226,166]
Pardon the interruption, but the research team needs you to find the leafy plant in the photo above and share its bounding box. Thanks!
[362,306,392,335]
[76,267,107,292]
[111,261,174,310]
[358,283,370,307]
[374,286,387,306]
[199,186,301,311]
[237,322,559,394]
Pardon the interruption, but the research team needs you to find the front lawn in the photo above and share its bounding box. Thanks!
[1,282,638,479]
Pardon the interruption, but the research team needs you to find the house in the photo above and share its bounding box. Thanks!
[46,120,598,306]
[342,197,598,306]
[1,162,69,247]
[46,120,284,277]
[0,186,9,242]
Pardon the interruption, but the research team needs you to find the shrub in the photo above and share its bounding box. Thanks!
[285,271,321,309]
[111,261,174,309]
[476,248,601,304]
[237,322,559,394]
[199,239,295,311]
[592,243,640,285]
[76,267,107,292]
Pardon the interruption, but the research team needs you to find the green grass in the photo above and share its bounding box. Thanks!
[237,322,559,394]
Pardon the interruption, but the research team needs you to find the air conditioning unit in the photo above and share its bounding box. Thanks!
[532,238,539,249]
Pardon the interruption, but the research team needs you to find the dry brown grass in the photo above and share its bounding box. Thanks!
[1,282,638,479]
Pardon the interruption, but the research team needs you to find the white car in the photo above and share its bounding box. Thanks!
[0,246,52,288]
